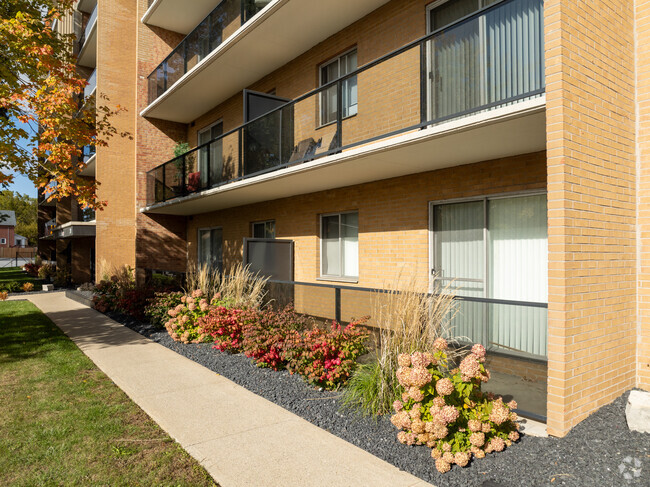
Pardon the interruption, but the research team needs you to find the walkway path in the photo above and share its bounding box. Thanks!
[20,292,433,487]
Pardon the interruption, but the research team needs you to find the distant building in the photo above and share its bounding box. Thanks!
[14,234,27,247]
[0,211,17,248]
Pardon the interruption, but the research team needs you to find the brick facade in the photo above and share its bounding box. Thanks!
[544,0,637,436]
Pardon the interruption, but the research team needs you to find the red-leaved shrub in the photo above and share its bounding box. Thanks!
[284,318,369,390]
[241,305,312,370]
[24,263,41,277]
[197,306,247,352]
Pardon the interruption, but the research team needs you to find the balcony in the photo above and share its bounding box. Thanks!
[80,145,96,177]
[49,221,96,240]
[84,69,97,99]
[141,0,391,122]
[77,4,97,68]
[144,0,545,215]
[143,0,227,35]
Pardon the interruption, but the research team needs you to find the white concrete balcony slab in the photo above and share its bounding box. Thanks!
[141,0,390,123]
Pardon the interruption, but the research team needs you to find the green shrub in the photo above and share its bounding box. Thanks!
[341,360,384,417]
[1,281,21,293]
[390,343,519,474]
[145,292,184,328]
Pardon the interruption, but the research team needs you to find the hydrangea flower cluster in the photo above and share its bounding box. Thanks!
[164,289,217,343]
[390,342,520,474]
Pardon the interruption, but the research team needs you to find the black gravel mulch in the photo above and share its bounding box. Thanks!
[108,311,650,487]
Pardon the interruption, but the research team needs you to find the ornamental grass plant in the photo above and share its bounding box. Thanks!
[342,273,458,415]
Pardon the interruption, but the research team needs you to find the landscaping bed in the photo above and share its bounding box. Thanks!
[109,310,650,487]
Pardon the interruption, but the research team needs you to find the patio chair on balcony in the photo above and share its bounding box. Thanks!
[288,137,319,164]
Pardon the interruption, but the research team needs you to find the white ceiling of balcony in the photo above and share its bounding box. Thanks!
[141,0,390,123]
[77,22,97,68]
[142,0,224,35]
[76,0,97,14]
[143,99,547,216]
[80,154,96,178]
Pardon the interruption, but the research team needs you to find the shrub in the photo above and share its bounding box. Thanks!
[241,305,312,370]
[341,360,384,417]
[145,292,184,329]
[343,274,458,416]
[77,282,96,292]
[197,305,246,352]
[164,289,214,343]
[24,262,41,277]
[37,263,55,279]
[93,265,135,314]
[21,282,34,293]
[1,281,22,293]
[284,318,369,390]
[118,288,155,321]
[390,343,519,474]
[0,291,7,301]
[54,267,70,287]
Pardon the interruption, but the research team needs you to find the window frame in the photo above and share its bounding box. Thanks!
[428,190,547,297]
[251,220,276,239]
[197,226,223,272]
[318,48,358,127]
[319,210,359,282]
[0,238,6,245]
[197,119,223,147]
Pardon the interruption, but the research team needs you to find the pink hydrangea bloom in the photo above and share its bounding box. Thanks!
[396,367,412,388]
[410,351,432,368]
[489,400,510,425]
[508,431,520,442]
[490,437,506,452]
[468,419,482,432]
[188,303,197,311]
[459,353,481,381]
[433,337,448,351]
[469,432,485,447]
[397,353,411,367]
[393,400,404,412]
[471,343,487,360]
[454,451,471,467]
[435,378,454,396]
[435,459,451,473]
[442,452,454,464]
[439,405,460,424]
[408,387,425,402]
[409,367,431,388]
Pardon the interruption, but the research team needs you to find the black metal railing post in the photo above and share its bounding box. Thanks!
[335,287,341,323]
[336,80,343,149]
[420,41,427,124]
[181,157,187,196]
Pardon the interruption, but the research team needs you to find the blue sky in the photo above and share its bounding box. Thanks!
[6,116,38,198]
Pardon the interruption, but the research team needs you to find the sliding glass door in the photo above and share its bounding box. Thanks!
[432,193,547,358]
[427,0,544,121]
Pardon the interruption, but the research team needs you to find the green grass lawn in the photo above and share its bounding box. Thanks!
[0,300,218,486]
[0,267,43,291]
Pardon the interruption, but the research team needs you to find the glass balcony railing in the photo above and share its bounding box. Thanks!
[78,4,97,52]
[84,69,97,99]
[147,0,266,104]
[147,0,544,206]
[82,145,96,163]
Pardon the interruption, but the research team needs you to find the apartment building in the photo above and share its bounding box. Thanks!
[37,0,97,281]
[37,0,650,437]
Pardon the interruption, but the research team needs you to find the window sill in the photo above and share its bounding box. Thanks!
[317,276,359,284]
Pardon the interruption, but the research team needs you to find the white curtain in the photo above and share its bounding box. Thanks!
[341,212,358,277]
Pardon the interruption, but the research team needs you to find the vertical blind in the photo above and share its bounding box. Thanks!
[428,0,544,120]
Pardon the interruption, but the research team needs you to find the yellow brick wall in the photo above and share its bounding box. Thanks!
[637,0,650,391]
[95,0,138,274]
[545,0,637,437]
[187,151,545,285]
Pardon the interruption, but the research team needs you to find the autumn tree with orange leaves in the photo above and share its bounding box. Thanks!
[0,0,127,209]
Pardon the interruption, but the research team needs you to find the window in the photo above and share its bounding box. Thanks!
[252,220,275,239]
[0,238,5,245]
[198,227,223,272]
[320,212,358,279]
[432,193,548,357]
[319,49,358,126]
[197,121,224,189]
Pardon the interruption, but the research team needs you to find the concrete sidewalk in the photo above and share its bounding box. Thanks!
[21,292,433,487]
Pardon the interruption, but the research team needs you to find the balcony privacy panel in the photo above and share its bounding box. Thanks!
[147,0,545,205]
